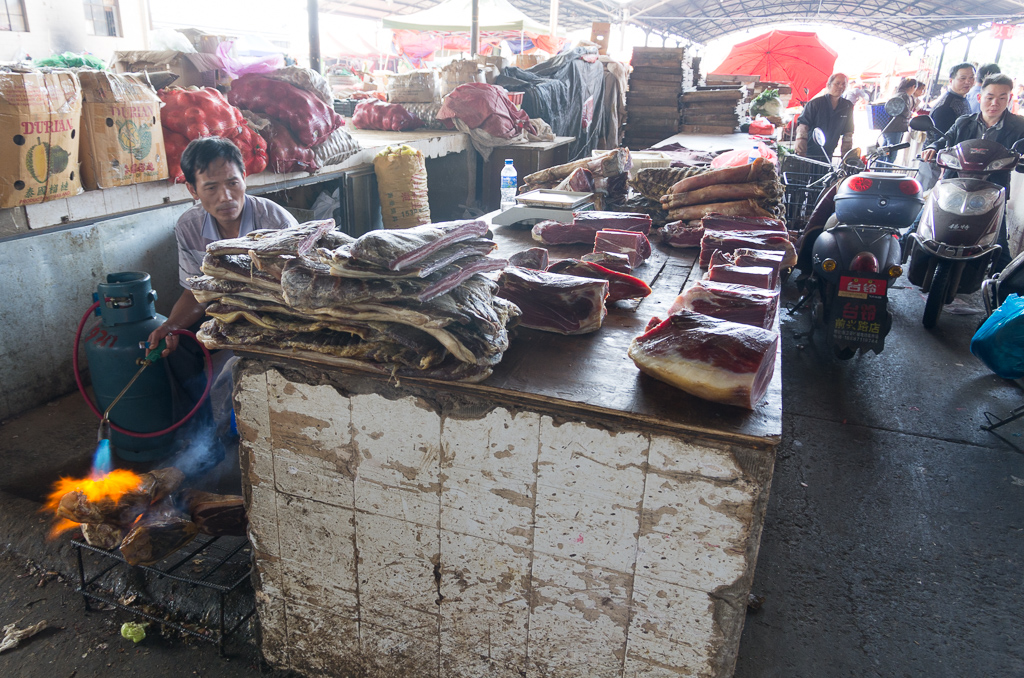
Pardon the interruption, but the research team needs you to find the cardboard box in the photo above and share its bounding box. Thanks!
[78,71,169,190]
[0,70,83,208]
[386,70,439,103]
[113,50,225,89]
[515,54,544,69]
[176,28,236,55]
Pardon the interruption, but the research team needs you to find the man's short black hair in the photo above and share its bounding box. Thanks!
[976,63,1001,84]
[949,62,975,80]
[982,73,1014,90]
[180,137,245,187]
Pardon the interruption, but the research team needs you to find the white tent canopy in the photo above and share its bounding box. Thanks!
[381,0,550,34]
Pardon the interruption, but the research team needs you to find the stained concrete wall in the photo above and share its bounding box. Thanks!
[0,204,187,420]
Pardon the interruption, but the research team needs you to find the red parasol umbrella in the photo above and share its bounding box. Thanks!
[711,30,838,105]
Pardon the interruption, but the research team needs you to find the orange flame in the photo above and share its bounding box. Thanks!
[43,469,144,539]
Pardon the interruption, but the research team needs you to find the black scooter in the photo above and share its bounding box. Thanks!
[792,107,922,359]
[905,114,1018,328]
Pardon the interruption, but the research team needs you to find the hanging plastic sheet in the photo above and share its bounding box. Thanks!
[495,46,606,161]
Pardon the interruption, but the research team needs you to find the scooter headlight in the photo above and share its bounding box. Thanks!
[937,150,962,170]
[986,156,1017,172]
[935,182,1003,215]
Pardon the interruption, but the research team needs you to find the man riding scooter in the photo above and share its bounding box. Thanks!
[922,73,1024,273]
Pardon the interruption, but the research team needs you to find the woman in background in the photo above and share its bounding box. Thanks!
[881,77,917,163]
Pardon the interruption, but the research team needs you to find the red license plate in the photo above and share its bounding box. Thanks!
[838,275,887,298]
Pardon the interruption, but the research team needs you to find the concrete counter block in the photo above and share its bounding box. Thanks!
[234,360,775,677]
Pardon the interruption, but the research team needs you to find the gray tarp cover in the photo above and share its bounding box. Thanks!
[496,47,606,162]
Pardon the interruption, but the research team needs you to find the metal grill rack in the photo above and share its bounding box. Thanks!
[72,535,256,655]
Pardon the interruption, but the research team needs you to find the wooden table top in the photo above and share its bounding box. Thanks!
[233,216,783,448]
[472,220,783,447]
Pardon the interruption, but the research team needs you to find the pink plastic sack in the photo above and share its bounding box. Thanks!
[216,42,284,80]
[710,141,778,168]
[228,74,344,147]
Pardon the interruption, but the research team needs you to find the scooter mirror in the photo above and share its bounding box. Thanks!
[812,128,826,147]
[909,114,935,133]
[884,97,907,118]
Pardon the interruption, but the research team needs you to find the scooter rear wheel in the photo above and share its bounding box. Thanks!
[923,260,953,329]
[833,345,857,360]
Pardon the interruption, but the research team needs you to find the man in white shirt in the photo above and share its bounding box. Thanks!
[146,137,297,355]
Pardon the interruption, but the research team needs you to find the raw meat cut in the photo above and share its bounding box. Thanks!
[281,256,505,307]
[546,259,652,302]
[184,491,247,537]
[508,247,549,270]
[581,251,632,274]
[702,215,786,232]
[670,280,779,329]
[321,239,497,279]
[203,311,448,369]
[497,267,608,335]
[119,503,198,566]
[523,148,630,186]
[709,250,734,268]
[349,220,488,271]
[202,254,289,290]
[667,200,775,222]
[699,230,797,268]
[594,230,652,268]
[733,248,787,287]
[207,292,511,368]
[207,220,336,256]
[628,310,779,409]
[706,264,775,289]
[661,182,775,208]
[572,211,651,235]
[660,220,704,248]
[188,275,286,305]
[554,167,595,193]
[531,211,651,245]
[199,318,495,383]
[669,157,773,193]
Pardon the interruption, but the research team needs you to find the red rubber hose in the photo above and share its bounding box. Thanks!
[73,301,214,438]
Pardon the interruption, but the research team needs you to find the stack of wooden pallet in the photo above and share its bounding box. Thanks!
[678,87,747,134]
[623,47,686,150]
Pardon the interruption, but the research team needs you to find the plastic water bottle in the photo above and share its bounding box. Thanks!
[748,144,759,164]
[500,159,518,210]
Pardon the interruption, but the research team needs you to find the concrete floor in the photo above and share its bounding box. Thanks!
[734,282,1024,677]
[0,280,1021,676]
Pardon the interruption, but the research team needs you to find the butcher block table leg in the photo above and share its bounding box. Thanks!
[234,360,775,678]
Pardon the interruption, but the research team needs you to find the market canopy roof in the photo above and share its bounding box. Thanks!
[321,0,1024,46]
[380,0,550,33]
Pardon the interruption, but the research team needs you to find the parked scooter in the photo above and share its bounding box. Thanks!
[904,114,1018,328]
[792,106,923,359]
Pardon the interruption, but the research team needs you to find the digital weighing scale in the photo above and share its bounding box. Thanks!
[491,189,595,227]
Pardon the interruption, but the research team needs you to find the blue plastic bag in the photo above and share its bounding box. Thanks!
[971,294,1024,379]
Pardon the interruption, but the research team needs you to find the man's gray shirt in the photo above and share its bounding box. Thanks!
[176,194,298,287]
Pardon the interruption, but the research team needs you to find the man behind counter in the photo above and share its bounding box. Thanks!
[146,137,298,355]
[793,73,854,163]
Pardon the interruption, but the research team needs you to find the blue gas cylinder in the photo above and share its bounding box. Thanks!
[83,272,175,462]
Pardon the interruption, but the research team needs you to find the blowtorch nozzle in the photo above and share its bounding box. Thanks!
[98,418,111,443]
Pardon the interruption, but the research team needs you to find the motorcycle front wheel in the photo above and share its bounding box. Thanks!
[923,260,953,329]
